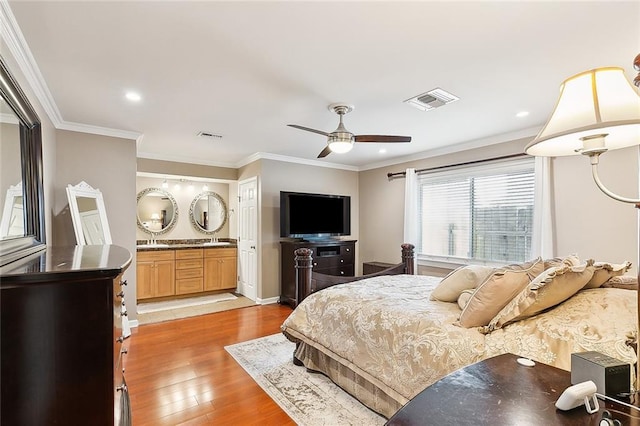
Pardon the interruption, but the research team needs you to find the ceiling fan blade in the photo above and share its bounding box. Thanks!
[287,124,330,137]
[317,146,332,158]
[354,135,412,143]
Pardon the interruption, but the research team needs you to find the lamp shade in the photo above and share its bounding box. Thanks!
[525,67,640,157]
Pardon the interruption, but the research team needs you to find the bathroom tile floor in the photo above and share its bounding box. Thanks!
[137,293,257,325]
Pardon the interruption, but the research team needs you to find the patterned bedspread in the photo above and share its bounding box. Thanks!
[281,274,637,404]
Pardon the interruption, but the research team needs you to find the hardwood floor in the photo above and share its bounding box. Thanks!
[124,304,296,425]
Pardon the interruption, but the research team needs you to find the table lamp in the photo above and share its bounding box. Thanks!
[525,60,640,390]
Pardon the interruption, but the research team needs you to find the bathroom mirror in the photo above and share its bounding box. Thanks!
[189,191,227,234]
[66,181,112,245]
[0,56,46,267]
[136,188,178,235]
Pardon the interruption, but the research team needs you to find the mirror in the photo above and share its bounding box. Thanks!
[189,191,227,234]
[0,56,46,267]
[0,182,24,238]
[136,188,178,235]
[66,181,112,245]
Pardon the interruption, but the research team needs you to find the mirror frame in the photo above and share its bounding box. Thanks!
[0,55,46,267]
[136,187,179,236]
[66,181,112,245]
[189,191,228,235]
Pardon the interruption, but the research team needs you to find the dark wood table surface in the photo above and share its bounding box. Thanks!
[386,353,640,425]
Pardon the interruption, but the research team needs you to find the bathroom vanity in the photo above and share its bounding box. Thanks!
[136,242,237,301]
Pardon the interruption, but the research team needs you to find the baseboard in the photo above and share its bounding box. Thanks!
[257,296,279,305]
[129,319,139,328]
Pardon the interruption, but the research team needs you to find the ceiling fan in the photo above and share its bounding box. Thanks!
[288,103,412,158]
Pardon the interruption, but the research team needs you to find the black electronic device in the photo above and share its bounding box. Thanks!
[571,351,630,396]
[280,191,351,239]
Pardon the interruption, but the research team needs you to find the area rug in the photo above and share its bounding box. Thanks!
[137,294,256,325]
[225,333,385,425]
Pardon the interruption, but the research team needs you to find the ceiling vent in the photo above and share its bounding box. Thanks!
[197,131,223,139]
[404,88,459,111]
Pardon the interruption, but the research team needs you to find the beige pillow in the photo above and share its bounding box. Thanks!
[430,265,495,302]
[457,289,475,310]
[481,260,595,333]
[583,261,632,289]
[457,257,544,328]
[543,254,580,269]
[602,275,638,290]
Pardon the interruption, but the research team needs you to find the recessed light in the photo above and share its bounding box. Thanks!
[125,92,141,102]
[379,148,387,154]
[516,111,529,118]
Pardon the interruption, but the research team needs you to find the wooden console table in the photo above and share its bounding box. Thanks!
[386,353,640,425]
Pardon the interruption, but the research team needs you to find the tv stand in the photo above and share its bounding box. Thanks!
[279,239,356,307]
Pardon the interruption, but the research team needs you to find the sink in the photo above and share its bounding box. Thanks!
[137,243,170,248]
[202,242,231,247]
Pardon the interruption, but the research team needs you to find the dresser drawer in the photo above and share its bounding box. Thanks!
[315,264,354,277]
[176,259,203,270]
[176,267,203,280]
[176,278,204,294]
[137,250,175,261]
[175,249,203,260]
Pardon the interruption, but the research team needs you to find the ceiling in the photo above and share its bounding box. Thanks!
[5,1,640,170]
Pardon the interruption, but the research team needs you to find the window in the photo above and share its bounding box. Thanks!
[416,157,535,265]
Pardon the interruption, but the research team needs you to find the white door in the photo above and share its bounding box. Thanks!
[238,177,258,301]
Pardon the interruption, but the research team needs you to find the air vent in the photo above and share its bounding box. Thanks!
[404,88,459,111]
[197,131,223,139]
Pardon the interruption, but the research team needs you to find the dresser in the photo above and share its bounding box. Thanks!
[279,239,356,307]
[0,245,132,426]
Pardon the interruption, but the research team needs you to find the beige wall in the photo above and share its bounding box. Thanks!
[138,158,237,181]
[359,138,638,276]
[53,130,138,316]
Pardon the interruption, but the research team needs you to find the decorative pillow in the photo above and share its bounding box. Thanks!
[543,254,580,269]
[583,261,632,289]
[481,260,595,333]
[602,275,638,290]
[457,289,475,310]
[430,265,495,302]
[457,257,544,328]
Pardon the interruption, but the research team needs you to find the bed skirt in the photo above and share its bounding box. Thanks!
[294,340,406,419]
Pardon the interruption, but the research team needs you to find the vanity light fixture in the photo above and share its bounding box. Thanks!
[202,184,209,191]
[187,182,195,192]
[162,179,169,189]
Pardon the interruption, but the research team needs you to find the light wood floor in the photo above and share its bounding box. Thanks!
[124,304,296,425]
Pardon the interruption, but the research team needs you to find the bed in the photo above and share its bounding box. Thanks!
[281,244,638,419]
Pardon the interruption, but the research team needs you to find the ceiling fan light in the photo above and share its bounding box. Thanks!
[328,140,354,153]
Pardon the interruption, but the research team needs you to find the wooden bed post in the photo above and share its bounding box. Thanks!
[401,243,416,275]
[294,248,313,308]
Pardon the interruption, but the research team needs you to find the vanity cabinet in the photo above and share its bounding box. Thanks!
[175,248,204,295]
[137,250,175,299]
[204,248,238,291]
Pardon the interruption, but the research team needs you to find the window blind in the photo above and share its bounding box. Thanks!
[417,157,535,264]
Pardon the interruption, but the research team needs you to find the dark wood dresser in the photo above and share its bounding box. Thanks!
[279,239,356,307]
[0,245,132,426]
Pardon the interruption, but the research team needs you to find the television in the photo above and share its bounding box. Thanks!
[280,191,351,239]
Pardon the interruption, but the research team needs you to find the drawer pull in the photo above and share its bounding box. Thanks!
[120,279,128,287]
[121,348,128,355]
[340,271,345,275]
[116,291,125,298]
[121,311,128,317]
[116,384,127,392]
[340,259,344,263]
[116,336,125,343]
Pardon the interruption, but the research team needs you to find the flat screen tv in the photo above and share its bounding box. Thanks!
[280,191,351,239]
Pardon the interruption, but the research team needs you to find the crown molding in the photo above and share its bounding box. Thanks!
[137,151,238,169]
[57,121,142,141]
[236,152,359,171]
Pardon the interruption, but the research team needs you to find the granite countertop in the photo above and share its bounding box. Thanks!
[136,239,237,251]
